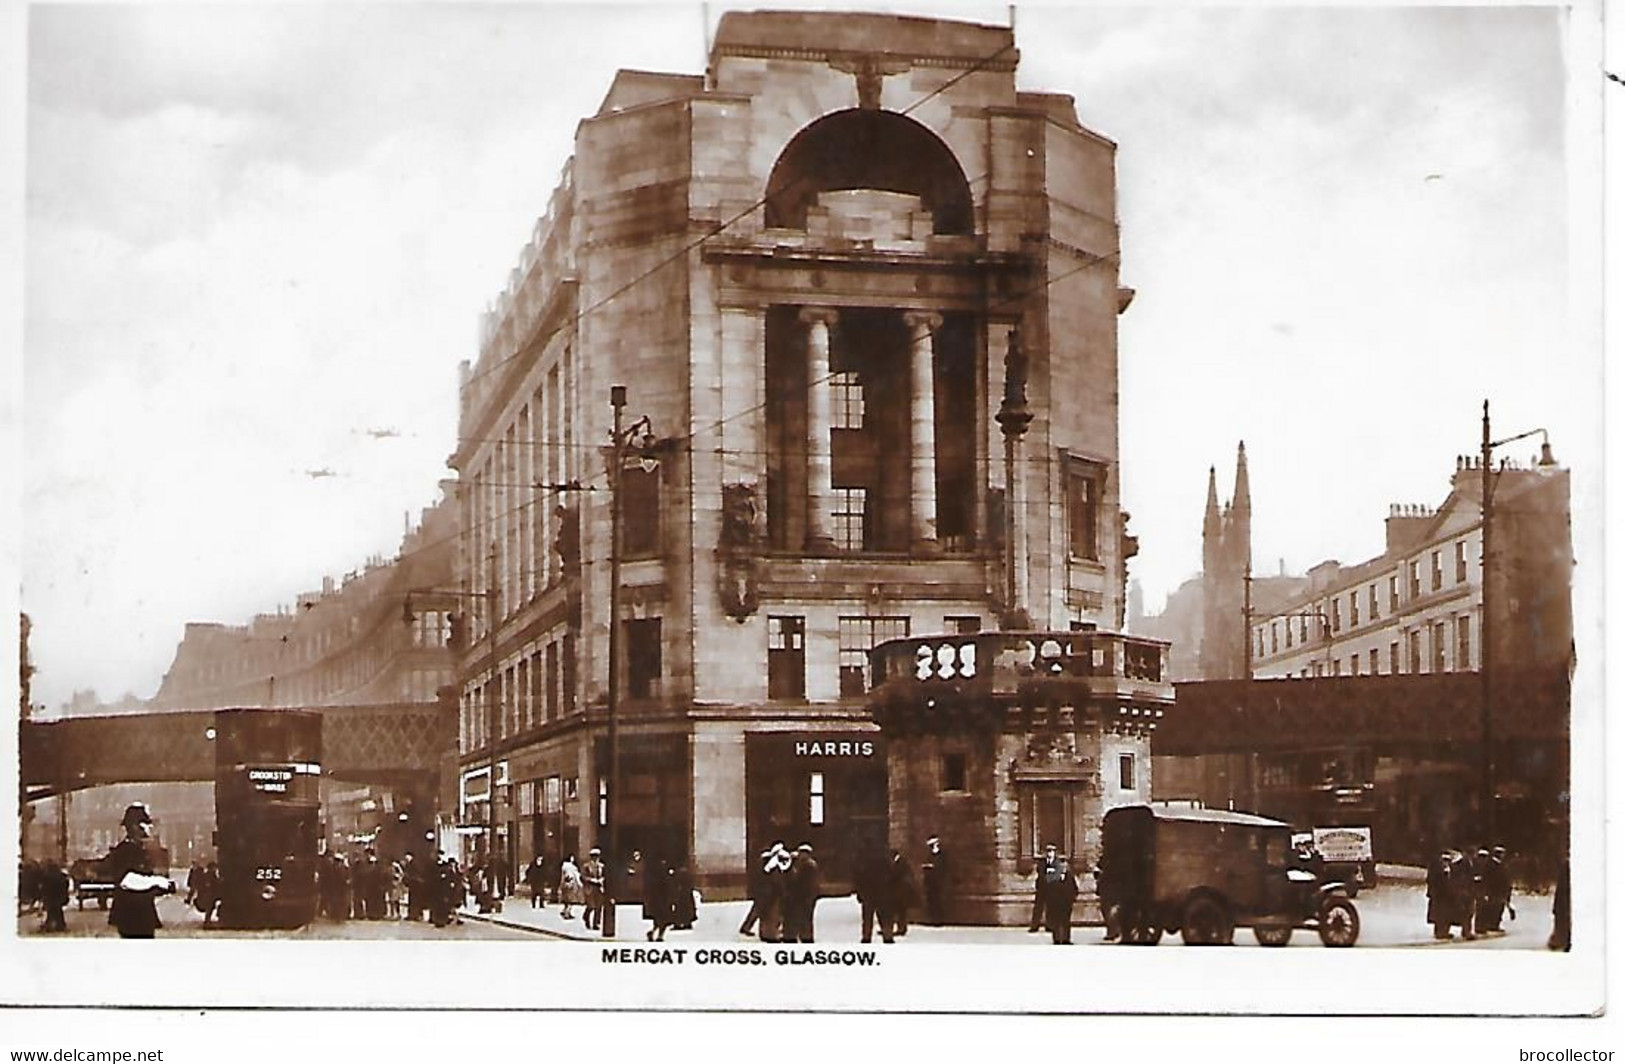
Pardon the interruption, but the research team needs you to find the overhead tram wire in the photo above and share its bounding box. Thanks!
[454,38,1019,399]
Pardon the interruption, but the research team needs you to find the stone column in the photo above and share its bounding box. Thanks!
[799,306,839,552]
[904,310,943,551]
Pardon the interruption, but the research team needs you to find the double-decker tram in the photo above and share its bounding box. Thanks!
[213,708,322,929]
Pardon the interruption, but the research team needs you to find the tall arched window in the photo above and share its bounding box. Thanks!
[763,109,974,234]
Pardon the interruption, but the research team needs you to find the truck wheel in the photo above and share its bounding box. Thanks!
[1253,924,1294,947]
[1181,896,1235,946]
[1121,911,1162,945]
[1318,897,1360,947]
[1131,922,1163,946]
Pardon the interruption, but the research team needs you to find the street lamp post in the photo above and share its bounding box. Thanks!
[1478,399,1555,844]
[602,386,656,938]
[401,574,499,875]
[484,542,499,897]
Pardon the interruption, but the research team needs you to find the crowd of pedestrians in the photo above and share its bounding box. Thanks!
[738,841,825,942]
[1425,844,1515,940]
[314,848,494,929]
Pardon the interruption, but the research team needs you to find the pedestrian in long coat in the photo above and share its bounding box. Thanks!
[526,856,549,909]
[1453,850,1480,940]
[671,861,698,930]
[429,855,454,927]
[921,836,949,926]
[1030,845,1064,933]
[643,856,675,941]
[193,862,220,926]
[1042,856,1080,944]
[401,853,424,921]
[756,843,792,943]
[1426,850,1457,939]
[40,860,70,933]
[889,850,916,937]
[784,844,821,943]
[739,848,771,936]
[854,847,899,944]
[1477,847,1512,934]
[387,859,406,918]
[582,850,608,929]
[1549,858,1570,952]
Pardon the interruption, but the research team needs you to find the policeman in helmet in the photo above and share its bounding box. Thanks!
[107,803,174,938]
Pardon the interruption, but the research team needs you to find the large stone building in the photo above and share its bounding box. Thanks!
[448,10,1168,909]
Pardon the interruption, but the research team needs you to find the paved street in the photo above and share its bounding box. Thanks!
[461,877,1559,950]
[15,892,537,940]
[17,871,1560,949]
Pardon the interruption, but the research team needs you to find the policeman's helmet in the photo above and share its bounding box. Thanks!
[121,803,153,828]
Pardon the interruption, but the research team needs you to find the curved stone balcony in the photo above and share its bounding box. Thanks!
[866,629,1174,731]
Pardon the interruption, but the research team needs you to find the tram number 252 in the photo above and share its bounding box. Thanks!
[255,867,284,882]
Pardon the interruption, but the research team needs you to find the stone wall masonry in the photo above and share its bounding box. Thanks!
[688,95,760,225]
[576,99,692,203]
[885,721,1132,925]
[690,720,749,893]
[572,231,692,711]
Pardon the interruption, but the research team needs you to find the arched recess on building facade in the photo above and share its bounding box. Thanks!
[763,109,974,234]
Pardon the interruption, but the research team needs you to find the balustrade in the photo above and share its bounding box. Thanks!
[869,630,1172,697]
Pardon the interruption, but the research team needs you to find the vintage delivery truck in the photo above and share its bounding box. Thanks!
[1099,804,1361,947]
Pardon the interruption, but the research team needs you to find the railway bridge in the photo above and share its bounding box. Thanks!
[19,703,450,804]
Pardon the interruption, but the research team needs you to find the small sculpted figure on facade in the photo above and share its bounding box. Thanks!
[717,482,760,621]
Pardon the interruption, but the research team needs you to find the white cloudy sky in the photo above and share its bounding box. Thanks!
[11,1,1600,708]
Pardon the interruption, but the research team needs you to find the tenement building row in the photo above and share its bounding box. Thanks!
[139,496,460,859]
[447,10,1172,916]
[1248,454,1572,680]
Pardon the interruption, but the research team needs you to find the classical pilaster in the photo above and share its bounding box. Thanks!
[799,306,839,552]
[904,310,943,551]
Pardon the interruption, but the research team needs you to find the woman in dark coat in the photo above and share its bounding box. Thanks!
[642,856,675,941]
[193,862,221,926]
[525,855,549,908]
[671,862,697,930]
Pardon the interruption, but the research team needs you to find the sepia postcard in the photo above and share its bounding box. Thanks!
[1,0,1610,1027]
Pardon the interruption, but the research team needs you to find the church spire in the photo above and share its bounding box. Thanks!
[1232,441,1252,570]
[1232,441,1251,521]
[1202,464,1221,574]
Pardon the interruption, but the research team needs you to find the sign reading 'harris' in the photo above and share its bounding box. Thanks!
[793,739,877,758]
